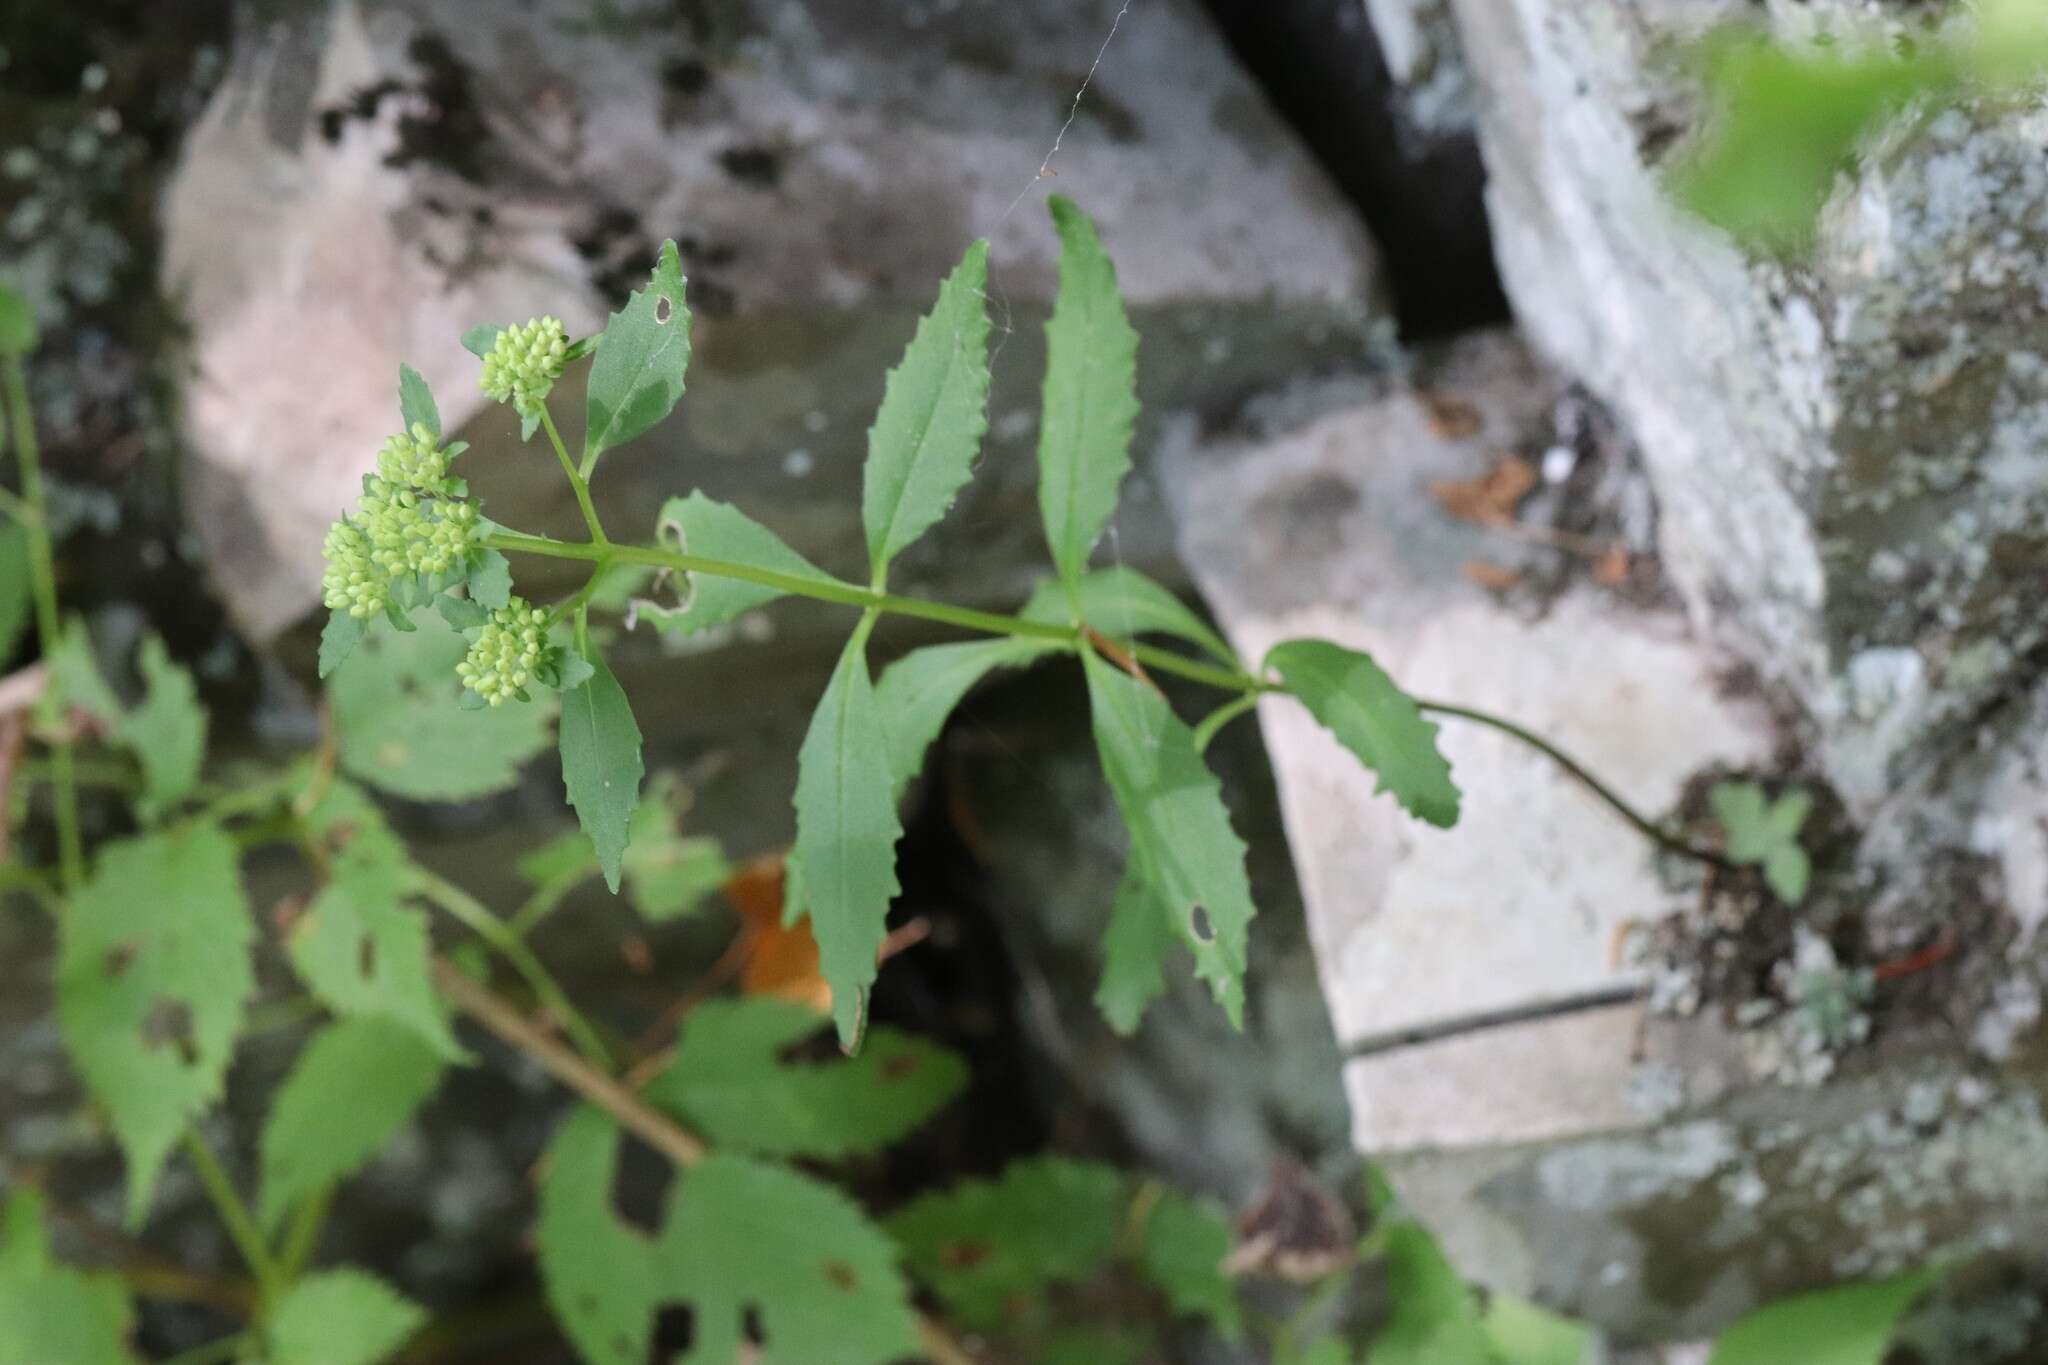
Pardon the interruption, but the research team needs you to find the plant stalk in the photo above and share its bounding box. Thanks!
[539,405,607,547]
[3,355,81,890]
[181,1128,286,1307]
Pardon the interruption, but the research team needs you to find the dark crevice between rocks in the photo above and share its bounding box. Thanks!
[1196,0,1508,340]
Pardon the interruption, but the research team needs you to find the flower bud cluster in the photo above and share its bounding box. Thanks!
[479,317,568,421]
[456,599,551,706]
[320,423,477,620]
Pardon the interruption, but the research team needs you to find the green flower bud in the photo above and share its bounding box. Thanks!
[320,517,390,619]
[375,422,457,495]
[479,316,569,421]
[455,598,552,706]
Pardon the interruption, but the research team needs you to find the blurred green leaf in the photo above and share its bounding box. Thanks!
[330,607,555,802]
[1484,1296,1591,1365]
[56,826,254,1222]
[537,1108,666,1365]
[1094,860,1176,1035]
[1710,779,1813,903]
[1708,1269,1935,1365]
[0,282,38,355]
[266,1269,427,1365]
[118,636,207,822]
[646,997,966,1159]
[319,610,367,679]
[1365,1221,1492,1365]
[258,1016,446,1230]
[397,363,440,441]
[0,1191,136,1365]
[1141,1190,1243,1341]
[0,522,30,664]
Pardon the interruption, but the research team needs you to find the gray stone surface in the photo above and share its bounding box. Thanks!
[162,0,1380,642]
[1164,329,2048,1338]
[1422,0,2048,859]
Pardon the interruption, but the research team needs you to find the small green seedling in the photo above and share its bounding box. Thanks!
[1711,779,1812,904]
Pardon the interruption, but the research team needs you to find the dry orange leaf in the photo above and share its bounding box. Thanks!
[1429,455,1537,528]
[1592,544,1632,587]
[723,853,834,1014]
[1420,391,1484,441]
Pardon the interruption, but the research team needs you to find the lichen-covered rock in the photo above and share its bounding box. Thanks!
[162,0,1378,642]
[1163,329,2048,1337]
[1422,0,2048,841]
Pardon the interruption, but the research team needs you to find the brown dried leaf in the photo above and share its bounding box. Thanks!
[1462,561,1522,591]
[1593,544,1632,587]
[1429,455,1537,528]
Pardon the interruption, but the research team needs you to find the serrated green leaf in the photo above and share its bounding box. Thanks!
[1484,1296,1591,1365]
[1081,650,1254,1025]
[1095,860,1175,1035]
[559,645,643,894]
[1707,1269,1935,1365]
[862,240,992,577]
[874,636,1059,805]
[0,1192,137,1365]
[660,1154,920,1365]
[118,636,206,822]
[1711,780,1812,903]
[793,630,902,1048]
[0,282,37,355]
[288,843,467,1062]
[397,363,440,441]
[517,827,595,888]
[258,1017,446,1230]
[584,239,692,467]
[466,548,513,611]
[56,826,254,1222]
[460,324,503,358]
[0,521,30,664]
[537,1108,666,1365]
[1039,196,1139,591]
[330,608,555,802]
[1141,1191,1242,1341]
[889,1157,1125,1330]
[267,1269,426,1365]
[1025,566,1234,666]
[42,617,120,728]
[1765,843,1811,905]
[319,610,367,679]
[1266,639,1460,829]
[646,997,966,1159]
[1366,1221,1492,1365]
[639,493,842,635]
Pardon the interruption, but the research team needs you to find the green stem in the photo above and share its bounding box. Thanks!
[181,1129,285,1306]
[1192,693,1259,753]
[507,864,595,940]
[15,756,138,791]
[539,405,606,547]
[1415,699,1731,870]
[274,1185,331,1285]
[0,864,64,919]
[4,354,82,891]
[412,867,614,1070]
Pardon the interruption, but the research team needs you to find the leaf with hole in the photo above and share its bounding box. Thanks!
[584,239,692,467]
[288,840,467,1062]
[1707,1269,1934,1365]
[329,607,555,802]
[397,363,440,441]
[0,1191,137,1365]
[536,1108,667,1365]
[258,1016,446,1230]
[637,493,841,635]
[1266,639,1460,829]
[1082,650,1255,1025]
[56,826,254,1222]
[873,636,1059,806]
[118,636,207,822]
[266,1269,427,1365]
[1038,196,1140,592]
[793,629,903,1048]
[861,240,992,578]
[659,1154,920,1365]
[645,997,966,1159]
[558,644,643,894]
[888,1157,1125,1330]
